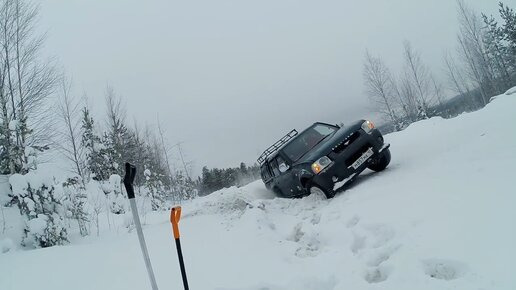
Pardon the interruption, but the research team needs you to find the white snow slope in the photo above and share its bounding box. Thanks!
[1,89,516,290]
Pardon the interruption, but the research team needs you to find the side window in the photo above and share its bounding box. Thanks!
[277,156,285,166]
[271,158,280,177]
[261,164,271,180]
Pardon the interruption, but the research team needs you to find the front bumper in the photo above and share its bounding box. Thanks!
[311,129,389,193]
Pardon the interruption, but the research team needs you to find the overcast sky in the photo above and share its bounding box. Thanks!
[35,0,497,175]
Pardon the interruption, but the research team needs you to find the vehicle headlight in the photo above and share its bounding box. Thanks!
[361,120,375,134]
[311,156,332,174]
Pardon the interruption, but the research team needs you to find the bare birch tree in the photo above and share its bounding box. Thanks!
[157,115,175,186]
[443,51,471,98]
[0,0,58,174]
[431,76,446,108]
[402,41,433,118]
[398,74,419,122]
[455,0,497,105]
[362,50,400,129]
[56,77,85,180]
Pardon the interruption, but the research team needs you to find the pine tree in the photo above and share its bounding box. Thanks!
[482,4,515,92]
[200,166,212,194]
[81,107,109,181]
[171,170,197,200]
[499,3,516,71]
[143,168,166,210]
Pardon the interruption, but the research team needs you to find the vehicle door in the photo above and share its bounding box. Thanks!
[272,154,295,197]
[260,163,274,189]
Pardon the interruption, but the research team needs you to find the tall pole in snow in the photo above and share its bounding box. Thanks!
[124,162,159,290]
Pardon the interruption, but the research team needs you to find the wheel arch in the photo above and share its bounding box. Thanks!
[298,169,314,190]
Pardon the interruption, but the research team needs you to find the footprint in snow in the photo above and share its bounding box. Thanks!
[350,223,395,255]
[287,223,304,242]
[422,258,467,281]
[364,266,390,283]
[295,240,320,258]
[287,223,322,258]
[363,223,396,248]
[310,213,321,225]
[366,244,400,267]
[350,232,367,254]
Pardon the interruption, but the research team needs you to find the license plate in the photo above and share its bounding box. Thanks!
[350,148,373,169]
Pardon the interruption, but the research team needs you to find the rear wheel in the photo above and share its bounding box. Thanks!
[368,148,391,172]
[309,184,335,199]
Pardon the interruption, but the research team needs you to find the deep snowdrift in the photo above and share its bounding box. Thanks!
[1,89,516,290]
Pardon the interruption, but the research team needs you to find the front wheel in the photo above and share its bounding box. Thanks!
[273,187,284,197]
[309,184,335,199]
[368,148,391,172]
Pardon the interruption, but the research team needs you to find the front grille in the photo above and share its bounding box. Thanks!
[332,131,360,154]
[345,144,371,167]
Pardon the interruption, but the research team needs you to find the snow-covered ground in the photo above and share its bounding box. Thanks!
[1,88,516,290]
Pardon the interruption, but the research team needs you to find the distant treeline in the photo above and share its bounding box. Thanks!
[378,86,499,135]
[365,1,515,134]
[197,162,261,196]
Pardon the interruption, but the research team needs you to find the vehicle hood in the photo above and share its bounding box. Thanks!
[295,120,364,164]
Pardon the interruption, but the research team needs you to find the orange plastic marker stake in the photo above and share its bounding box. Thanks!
[171,206,181,239]
[170,207,189,290]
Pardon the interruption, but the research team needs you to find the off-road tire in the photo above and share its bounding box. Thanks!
[368,148,391,172]
[310,184,335,199]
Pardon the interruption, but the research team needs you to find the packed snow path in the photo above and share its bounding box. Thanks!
[1,89,516,290]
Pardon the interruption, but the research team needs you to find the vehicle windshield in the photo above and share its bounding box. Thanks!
[282,123,337,162]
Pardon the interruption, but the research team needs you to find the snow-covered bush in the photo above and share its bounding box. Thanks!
[61,177,89,236]
[85,181,108,236]
[100,174,126,214]
[171,170,197,201]
[9,172,68,248]
[143,168,166,210]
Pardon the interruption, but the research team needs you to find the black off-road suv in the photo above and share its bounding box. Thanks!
[258,120,390,198]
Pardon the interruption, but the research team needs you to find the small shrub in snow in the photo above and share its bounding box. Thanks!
[85,181,108,237]
[170,170,197,201]
[100,174,126,214]
[9,173,68,248]
[61,177,89,236]
[143,168,166,210]
[108,193,126,215]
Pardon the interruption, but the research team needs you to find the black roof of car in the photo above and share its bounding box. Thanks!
[259,122,338,165]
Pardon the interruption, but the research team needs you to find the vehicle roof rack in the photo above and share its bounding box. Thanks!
[257,129,298,165]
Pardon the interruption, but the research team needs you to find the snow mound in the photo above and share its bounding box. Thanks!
[184,181,274,218]
[0,238,13,254]
[505,85,516,95]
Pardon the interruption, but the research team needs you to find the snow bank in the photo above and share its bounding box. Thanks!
[505,85,516,95]
[0,238,13,253]
[183,181,275,219]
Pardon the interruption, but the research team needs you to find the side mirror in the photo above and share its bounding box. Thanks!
[278,163,289,173]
